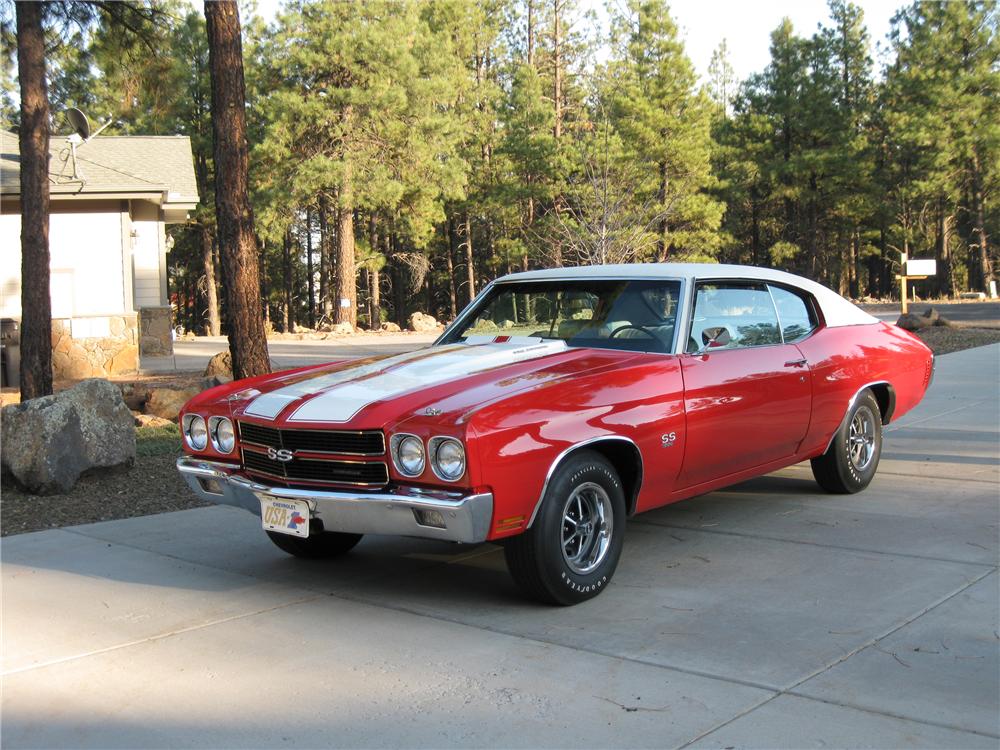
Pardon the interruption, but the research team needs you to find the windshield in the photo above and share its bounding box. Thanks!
[441,279,682,354]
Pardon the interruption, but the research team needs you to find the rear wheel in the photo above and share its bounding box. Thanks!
[504,450,626,605]
[811,389,883,494]
[266,529,363,559]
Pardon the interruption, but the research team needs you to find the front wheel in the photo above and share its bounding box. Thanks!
[504,450,626,605]
[266,529,363,559]
[811,389,883,494]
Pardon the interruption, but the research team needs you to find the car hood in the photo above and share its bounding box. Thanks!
[224,337,638,428]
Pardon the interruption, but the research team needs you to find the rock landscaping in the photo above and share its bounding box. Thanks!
[1,379,136,494]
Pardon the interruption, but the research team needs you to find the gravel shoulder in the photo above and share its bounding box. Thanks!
[2,329,995,536]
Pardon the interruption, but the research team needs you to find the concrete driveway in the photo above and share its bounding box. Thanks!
[3,345,998,749]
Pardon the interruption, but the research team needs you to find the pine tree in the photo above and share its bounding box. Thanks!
[606,0,723,261]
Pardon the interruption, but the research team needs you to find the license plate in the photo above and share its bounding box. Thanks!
[260,496,310,537]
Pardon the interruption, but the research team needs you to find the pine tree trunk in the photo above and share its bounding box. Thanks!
[971,151,992,291]
[446,217,458,319]
[201,226,221,336]
[305,209,315,328]
[335,170,357,328]
[282,226,293,332]
[657,160,669,262]
[16,0,52,399]
[319,195,332,319]
[366,215,378,329]
[204,0,270,379]
[464,212,476,304]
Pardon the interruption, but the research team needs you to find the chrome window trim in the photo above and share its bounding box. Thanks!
[389,432,426,478]
[526,435,644,528]
[438,276,689,357]
[765,282,822,345]
[684,277,786,354]
[428,435,466,483]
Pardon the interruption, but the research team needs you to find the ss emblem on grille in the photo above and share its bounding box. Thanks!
[266,447,294,462]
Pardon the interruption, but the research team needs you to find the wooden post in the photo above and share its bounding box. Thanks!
[900,251,908,315]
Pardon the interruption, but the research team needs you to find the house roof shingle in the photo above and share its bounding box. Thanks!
[0,130,199,202]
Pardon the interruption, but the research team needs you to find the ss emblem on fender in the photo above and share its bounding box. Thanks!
[266,447,294,462]
[661,432,677,448]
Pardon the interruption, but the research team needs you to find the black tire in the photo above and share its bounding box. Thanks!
[266,529,363,559]
[504,450,626,605]
[811,389,883,494]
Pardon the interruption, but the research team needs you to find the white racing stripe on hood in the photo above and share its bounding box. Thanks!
[287,339,568,423]
[243,346,451,419]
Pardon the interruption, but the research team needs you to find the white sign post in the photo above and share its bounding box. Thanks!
[896,253,937,314]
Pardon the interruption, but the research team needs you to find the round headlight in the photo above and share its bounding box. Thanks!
[432,438,465,481]
[394,435,425,477]
[183,414,208,451]
[209,416,235,454]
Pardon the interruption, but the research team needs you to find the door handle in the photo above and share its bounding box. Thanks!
[784,358,808,368]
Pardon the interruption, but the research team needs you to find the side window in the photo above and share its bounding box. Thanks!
[768,285,818,343]
[689,282,781,351]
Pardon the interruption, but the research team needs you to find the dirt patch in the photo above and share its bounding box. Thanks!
[1,424,208,536]
[911,327,1000,355]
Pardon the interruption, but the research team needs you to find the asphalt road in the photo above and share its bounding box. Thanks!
[863,300,1000,326]
[3,344,998,748]
[141,332,439,374]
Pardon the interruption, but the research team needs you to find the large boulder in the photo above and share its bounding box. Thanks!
[896,313,931,331]
[204,350,232,378]
[380,321,402,333]
[144,387,201,421]
[1,379,135,495]
[409,312,440,333]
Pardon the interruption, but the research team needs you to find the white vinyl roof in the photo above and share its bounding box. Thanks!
[496,263,879,328]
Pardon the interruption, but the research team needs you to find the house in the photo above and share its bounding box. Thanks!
[0,129,199,382]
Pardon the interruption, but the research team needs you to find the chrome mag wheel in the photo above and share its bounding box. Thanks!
[561,482,613,575]
[849,405,877,471]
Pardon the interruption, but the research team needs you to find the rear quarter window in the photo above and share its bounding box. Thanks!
[768,285,819,343]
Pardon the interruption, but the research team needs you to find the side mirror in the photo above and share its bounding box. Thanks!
[701,326,732,350]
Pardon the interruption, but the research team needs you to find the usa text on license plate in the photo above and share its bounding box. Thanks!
[260,497,310,537]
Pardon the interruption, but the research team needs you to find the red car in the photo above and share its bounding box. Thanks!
[177,264,934,604]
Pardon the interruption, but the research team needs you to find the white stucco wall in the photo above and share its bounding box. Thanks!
[0,205,127,320]
[131,201,166,308]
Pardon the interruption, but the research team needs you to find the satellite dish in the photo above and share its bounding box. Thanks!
[57,107,115,183]
[66,107,91,140]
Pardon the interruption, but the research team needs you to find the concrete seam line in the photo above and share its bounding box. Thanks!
[675,567,996,749]
[630,518,999,569]
[322,587,782,694]
[1,593,327,678]
[781,691,1000,740]
[875,471,999,485]
[885,399,994,432]
[777,566,996,694]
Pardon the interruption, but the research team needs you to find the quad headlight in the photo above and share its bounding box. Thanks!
[182,414,208,451]
[209,416,235,454]
[430,437,465,482]
[391,434,425,477]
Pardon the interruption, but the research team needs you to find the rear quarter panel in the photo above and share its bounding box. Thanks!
[796,322,932,456]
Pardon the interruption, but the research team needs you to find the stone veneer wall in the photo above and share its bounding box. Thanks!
[51,315,139,379]
[138,306,174,357]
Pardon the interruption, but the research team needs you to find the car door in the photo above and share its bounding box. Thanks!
[677,280,812,489]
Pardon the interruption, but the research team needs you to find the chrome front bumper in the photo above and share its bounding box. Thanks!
[176,457,493,544]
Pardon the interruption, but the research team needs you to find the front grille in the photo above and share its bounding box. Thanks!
[238,421,385,456]
[242,448,389,487]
